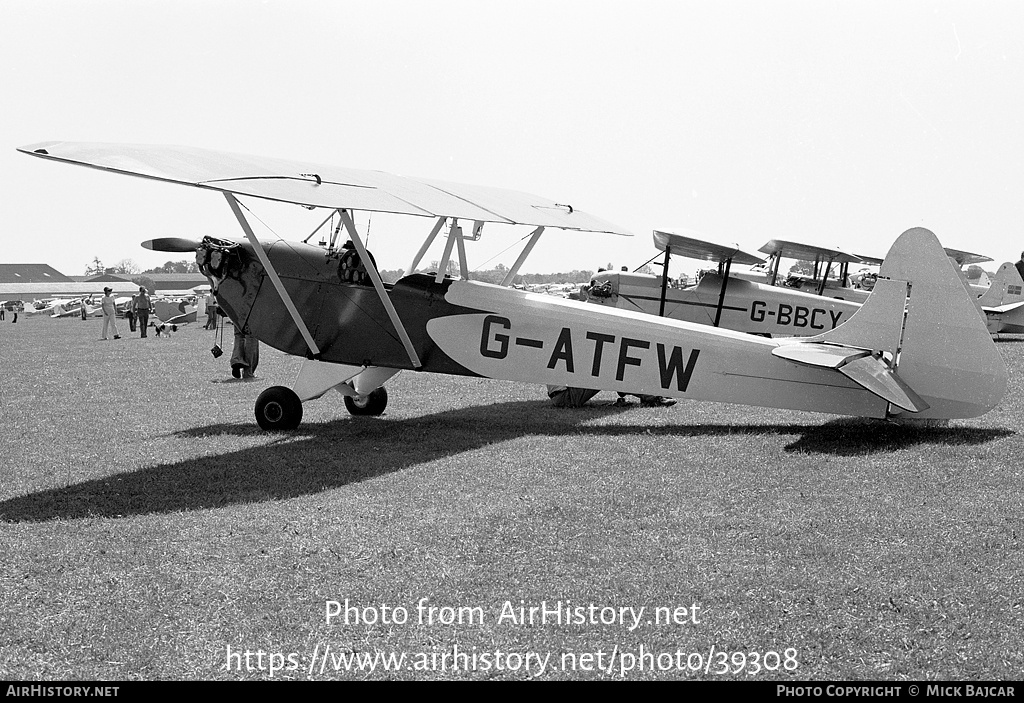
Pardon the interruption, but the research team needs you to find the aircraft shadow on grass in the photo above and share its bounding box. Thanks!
[0,400,1013,523]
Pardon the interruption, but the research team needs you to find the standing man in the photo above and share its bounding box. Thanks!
[1016,251,1024,282]
[204,291,218,329]
[230,322,260,379]
[134,286,152,338]
[79,298,88,321]
[125,294,137,332]
[100,287,121,340]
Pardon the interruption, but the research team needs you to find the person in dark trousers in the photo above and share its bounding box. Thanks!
[230,323,260,379]
[125,294,137,332]
[204,293,218,330]
[133,287,152,337]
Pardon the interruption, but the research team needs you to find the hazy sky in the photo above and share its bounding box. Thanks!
[3,0,1023,277]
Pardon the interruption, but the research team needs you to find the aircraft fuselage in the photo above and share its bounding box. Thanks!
[586,271,861,336]
[205,238,889,418]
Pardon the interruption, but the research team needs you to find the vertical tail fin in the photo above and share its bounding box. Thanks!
[978,261,1024,307]
[813,228,1006,419]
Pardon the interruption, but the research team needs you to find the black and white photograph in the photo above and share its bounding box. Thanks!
[1,0,1022,685]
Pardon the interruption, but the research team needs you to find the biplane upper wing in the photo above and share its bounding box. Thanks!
[852,248,991,269]
[759,239,863,263]
[853,253,884,266]
[943,247,993,267]
[17,141,630,236]
[652,228,763,265]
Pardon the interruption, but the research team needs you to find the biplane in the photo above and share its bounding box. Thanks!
[584,229,861,337]
[732,239,871,303]
[18,142,1007,429]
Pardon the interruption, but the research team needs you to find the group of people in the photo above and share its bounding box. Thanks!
[123,288,153,336]
[99,286,152,340]
[97,285,259,380]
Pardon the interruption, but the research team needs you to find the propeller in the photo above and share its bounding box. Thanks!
[141,237,202,252]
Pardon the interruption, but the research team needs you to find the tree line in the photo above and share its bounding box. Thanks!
[87,256,597,287]
[85,257,200,276]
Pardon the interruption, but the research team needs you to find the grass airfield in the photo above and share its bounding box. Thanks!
[1,314,1022,680]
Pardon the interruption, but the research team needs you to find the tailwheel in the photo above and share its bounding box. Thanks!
[255,386,303,430]
[344,386,388,416]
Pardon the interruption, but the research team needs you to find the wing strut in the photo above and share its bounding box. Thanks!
[407,217,448,276]
[816,255,836,297]
[338,209,423,369]
[301,209,338,245]
[713,256,734,327]
[501,226,545,287]
[434,220,461,284]
[658,245,671,317]
[224,193,322,358]
[455,224,470,280]
[769,253,781,286]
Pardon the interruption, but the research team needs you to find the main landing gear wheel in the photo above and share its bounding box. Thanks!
[255,386,303,430]
[344,386,388,416]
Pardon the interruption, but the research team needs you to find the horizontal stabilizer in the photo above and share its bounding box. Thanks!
[771,342,869,369]
[985,300,1024,314]
[837,355,929,413]
[773,342,928,412]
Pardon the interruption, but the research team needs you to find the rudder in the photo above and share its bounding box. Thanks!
[880,228,1006,418]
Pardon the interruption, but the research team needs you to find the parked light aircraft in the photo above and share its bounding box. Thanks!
[51,298,100,318]
[584,229,861,337]
[25,298,78,316]
[732,239,871,303]
[978,261,1024,334]
[153,298,198,326]
[18,142,1007,429]
[913,247,1024,333]
[586,232,1024,341]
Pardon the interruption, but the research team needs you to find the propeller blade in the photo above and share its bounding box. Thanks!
[141,237,202,252]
